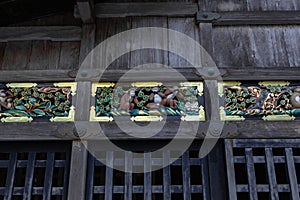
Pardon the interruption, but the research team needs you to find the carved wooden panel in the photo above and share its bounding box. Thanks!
[0,82,76,122]
[90,82,205,122]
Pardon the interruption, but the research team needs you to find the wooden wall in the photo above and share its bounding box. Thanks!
[0,0,299,72]
[0,12,81,71]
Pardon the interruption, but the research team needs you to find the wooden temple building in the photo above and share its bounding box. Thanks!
[0,0,300,199]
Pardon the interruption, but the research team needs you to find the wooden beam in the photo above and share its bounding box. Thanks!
[197,11,300,25]
[1,67,300,82]
[75,3,198,18]
[0,120,300,140]
[67,141,88,200]
[0,26,82,42]
[76,0,94,23]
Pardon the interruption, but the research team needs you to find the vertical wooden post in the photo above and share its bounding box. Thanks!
[67,140,88,200]
[68,18,95,199]
[197,1,227,199]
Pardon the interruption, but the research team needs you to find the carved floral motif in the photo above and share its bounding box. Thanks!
[0,83,75,122]
[222,81,300,120]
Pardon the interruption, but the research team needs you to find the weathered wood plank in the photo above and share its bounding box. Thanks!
[85,154,94,200]
[3,66,300,82]
[58,42,80,70]
[95,18,131,70]
[0,120,300,140]
[144,153,151,200]
[79,24,95,67]
[4,152,17,200]
[198,0,300,11]
[23,152,36,200]
[125,151,133,200]
[74,3,198,18]
[67,141,88,200]
[1,41,32,70]
[182,151,191,200]
[197,11,300,25]
[213,25,300,68]
[233,139,300,148]
[285,148,300,200]
[201,157,210,200]
[225,140,237,200]
[74,82,91,137]
[0,26,82,42]
[22,41,60,71]
[168,17,200,68]
[43,152,55,200]
[208,141,227,200]
[265,148,279,200]
[105,151,113,200]
[130,17,168,69]
[245,148,258,200]
[163,150,171,200]
[76,0,94,23]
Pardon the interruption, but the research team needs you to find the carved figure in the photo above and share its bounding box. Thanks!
[290,88,300,108]
[0,89,14,111]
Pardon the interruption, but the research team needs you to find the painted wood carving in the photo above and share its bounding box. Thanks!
[91,82,205,122]
[0,83,76,122]
[219,81,300,121]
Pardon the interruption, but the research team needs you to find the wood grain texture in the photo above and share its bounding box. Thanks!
[210,11,300,25]
[68,141,88,200]
[168,17,200,68]
[74,3,198,18]
[213,26,300,68]
[76,0,94,23]
[0,26,82,42]
[1,41,32,70]
[0,121,299,140]
[130,17,168,68]
[59,42,80,70]
[198,0,300,11]
[95,18,132,70]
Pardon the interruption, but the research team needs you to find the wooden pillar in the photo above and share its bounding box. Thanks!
[197,1,227,199]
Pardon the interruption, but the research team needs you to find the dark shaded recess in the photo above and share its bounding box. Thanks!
[0,0,76,26]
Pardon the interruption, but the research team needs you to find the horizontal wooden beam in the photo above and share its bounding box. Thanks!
[0,70,75,82]
[197,11,300,25]
[221,67,300,80]
[0,26,82,42]
[74,3,198,18]
[0,120,299,140]
[1,67,300,82]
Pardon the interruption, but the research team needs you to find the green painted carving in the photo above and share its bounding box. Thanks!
[222,81,300,120]
[0,83,75,122]
[92,82,205,121]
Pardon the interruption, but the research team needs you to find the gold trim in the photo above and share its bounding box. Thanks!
[91,82,115,97]
[6,83,37,88]
[1,117,33,122]
[262,115,295,121]
[218,81,241,97]
[131,82,163,87]
[181,106,205,121]
[258,81,290,87]
[50,106,75,122]
[220,106,245,121]
[53,82,77,96]
[89,106,113,122]
[180,82,203,96]
[131,116,163,122]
